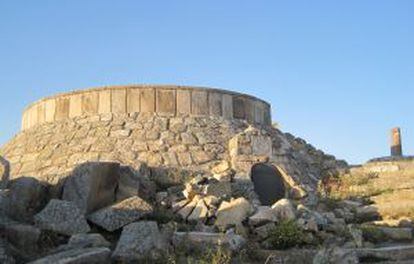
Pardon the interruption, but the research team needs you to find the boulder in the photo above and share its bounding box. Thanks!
[313,246,358,264]
[248,206,278,226]
[177,196,201,220]
[28,247,111,264]
[172,230,245,252]
[8,177,48,222]
[4,223,41,256]
[362,225,412,242]
[356,205,380,222]
[254,222,276,240]
[112,221,166,262]
[116,163,152,202]
[215,197,253,230]
[88,196,153,232]
[0,238,15,264]
[62,162,120,214]
[204,181,232,198]
[271,199,296,221]
[356,245,414,261]
[34,199,90,235]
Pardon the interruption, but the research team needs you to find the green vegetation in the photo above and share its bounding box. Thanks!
[268,220,304,249]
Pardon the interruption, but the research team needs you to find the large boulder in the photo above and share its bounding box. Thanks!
[112,221,166,262]
[8,177,48,222]
[34,199,90,235]
[4,223,41,257]
[0,238,15,264]
[249,206,278,227]
[313,246,358,264]
[62,162,120,214]
[28,247,111,264]
[87,196,153,232]
[116,163,153,202]
[215,197,253,230]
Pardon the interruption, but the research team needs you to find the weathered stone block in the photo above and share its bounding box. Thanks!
[29,247,110,264]
[111,89,126,113]
[34,199,91,235]
[88,196,153,232]
[62,162,120,214]
[140,89,155,112]
[191,90,208,115]
[176,89,191,114]
[156,89,176,114]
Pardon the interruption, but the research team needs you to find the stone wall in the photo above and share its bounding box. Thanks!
[21,85,271,130]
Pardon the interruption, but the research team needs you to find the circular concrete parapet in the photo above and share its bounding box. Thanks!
[21,85,272,130]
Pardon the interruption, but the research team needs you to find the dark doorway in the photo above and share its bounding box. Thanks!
[251,163,286,205]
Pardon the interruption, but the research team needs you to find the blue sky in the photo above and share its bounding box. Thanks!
[1,1,413,164]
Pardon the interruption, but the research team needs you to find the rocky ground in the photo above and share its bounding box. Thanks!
[2,158,414,263]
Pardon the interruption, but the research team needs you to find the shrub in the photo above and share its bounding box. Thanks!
[268,220,304,249]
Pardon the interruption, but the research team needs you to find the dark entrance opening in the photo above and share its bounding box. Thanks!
[251,163,286,205]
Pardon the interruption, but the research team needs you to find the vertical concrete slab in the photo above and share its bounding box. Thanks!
[264,104,271,125]
[45,99,56,122]
[254,101,265,124]
[222,94,233,119]
[55,97,70,121]
[140,89,155,113]
[156,89,176,114]
[245,99,255,123]
[127,88,140,113]
[98,90,111,114]
[176,89,191,115]
[233,96,246,119]
[209,92,222,116]
[69,94,82,118]
[112,89,127,114]
[37,102,46,124]
[191,90,208,115]
[82,92,99,114]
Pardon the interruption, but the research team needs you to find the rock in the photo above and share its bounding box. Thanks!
[28,247,111,264]
[155,191,168,206]
[62,162,120,214]
[116,163,152,202]
[248,206,278,226]
[177,196,201,220]
[4,223,41,256]
[362,225,412,242]
[356,205,380,222]
[254,222,276,240]
[88,196,153,232]
[271,199,296,221]
[356,245,414,261]
[34,199,90,235]
[348,225,363,248]
[172,199,189,213]
[112,221,166,262]
[211,161,230,174]
[0,238,16,264]
[0,156,10,189]
[67,234,111,249]
[313,246,358,264]
[0,189,10,215]
[172,230,245,252]
[187,199,209,222]
[204,181,231,198]
[8,177,48,222]
[215,197,253,230]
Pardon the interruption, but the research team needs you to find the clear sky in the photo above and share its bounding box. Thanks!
[1,1,413,164]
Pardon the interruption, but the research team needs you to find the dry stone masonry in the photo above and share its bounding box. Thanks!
[0,85,355,263]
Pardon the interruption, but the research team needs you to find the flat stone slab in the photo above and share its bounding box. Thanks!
[112,221,166,262]
[88,196,153,231]
[357,245,414,261]
[34,199,90,236]
[28,247,111,264]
